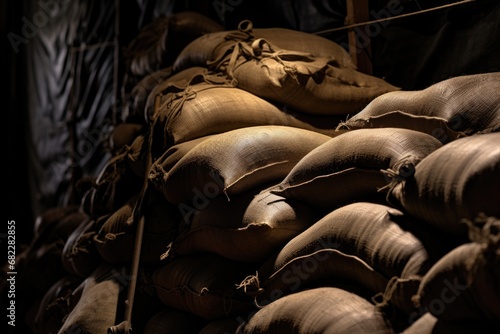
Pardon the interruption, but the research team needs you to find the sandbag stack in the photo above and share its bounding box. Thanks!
[10,14,500,334]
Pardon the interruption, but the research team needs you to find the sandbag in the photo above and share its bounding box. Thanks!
[150,78,343,149]
[339,72,500,140]
[173,20,356,72]
[168,190,321,263]
[148,135,212,186]
[152,253,257,319]
[16,210,89,295]
[412,216,500,326]
[154,125,331,205]
[403,312,499,334]
[34,276,83,334]
[142,66,210,122]
[93,191,181,265]
[57,264,123,334]
[239,287,395,334]
[80,149,143,218]
[143,308,207,334]
[243,202,453,314]
[123,12,223,79]
[269,127,443,209]
[33,205,80,237]
[208,34,399,116]
[122,66,173,123]
[62,218,102,278]
[387,132,500,236]
[107,122,145,153]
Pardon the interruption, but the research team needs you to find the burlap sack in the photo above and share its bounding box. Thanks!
[239,287,395,334]
[412,216,500,326]
[339,72,500,141]
[173,19,356,73]
[93,191,181,265]
[57,264,124,334]
[155,125,331,205]
[387,132,500,236]
[242,202,448,314]
[61,218,102,278]
[152,253,257,320]
[270,127,442,209]
[151,77,343,149]
[168,190,320,263]
[207,35,400,116]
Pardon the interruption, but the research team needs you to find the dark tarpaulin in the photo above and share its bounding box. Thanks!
[25,0,116,223]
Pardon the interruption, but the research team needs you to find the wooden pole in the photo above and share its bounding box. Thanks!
[346,0,373,75]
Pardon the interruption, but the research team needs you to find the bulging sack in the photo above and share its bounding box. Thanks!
[386,132,500,236]
[155,125,331,205]
[151,77,342,148]
[93,191,181,265]
[173,20,356,73]
[242,202,448,314]
[269,127,443,209]
[152,253,257,319]
[168,190,320,263]
[208,35,399,116]
[61,218,102,278]
[339,72,500,141]
[239,287,395,334]
[57,263,124,334]
[411,216,500,326]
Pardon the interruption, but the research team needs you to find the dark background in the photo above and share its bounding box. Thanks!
[4,0,500,247]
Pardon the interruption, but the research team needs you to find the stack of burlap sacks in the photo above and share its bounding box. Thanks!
[9,13,500,334]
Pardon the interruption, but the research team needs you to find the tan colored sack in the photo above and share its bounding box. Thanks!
[151,78,342,148]
[270,127,442,209]
[387,132,500,236]
[81,151,143,218]
[412,216,500,326]
[58,264,124,334]
[243,202,450,314]
[239,287,395,334]
[339,72,500,140]
[34,276,83,334]
[148,135,212,187]
[61,218,102,278]
[168,190,320,263]
[156,125,331,205]
[152,253,257,319]
[209,35,399,116]
[173,20,356,73]
[93,191,180,265]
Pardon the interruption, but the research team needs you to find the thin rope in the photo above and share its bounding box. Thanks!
[314,0,476,36]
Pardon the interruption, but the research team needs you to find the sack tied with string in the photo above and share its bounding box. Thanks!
[167,190,322,263]
[338,72,500,142]
[385,132,500,237]
[153,125,331,205]
[204,22,400,116]
[173,19,357,73]
[269,127,443,209]
[240,202,457,315]
[150,73,344,150]
[239,287,395,334]
[151,253,258,320]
